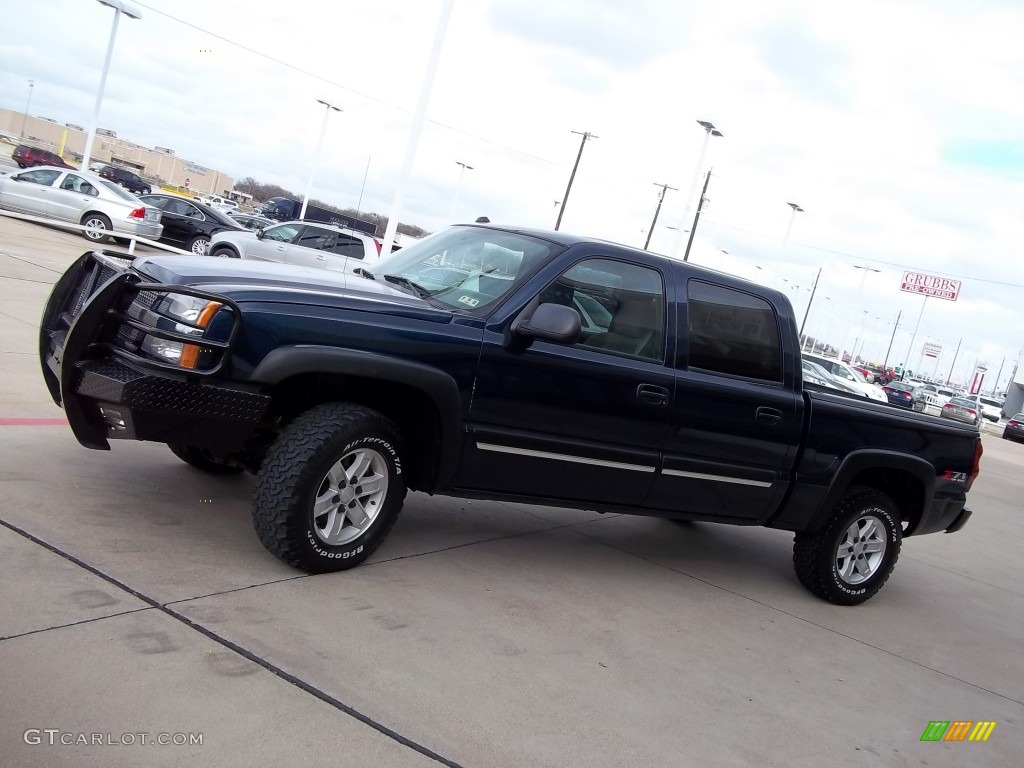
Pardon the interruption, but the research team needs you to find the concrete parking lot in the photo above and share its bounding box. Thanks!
[1,214,1022,767]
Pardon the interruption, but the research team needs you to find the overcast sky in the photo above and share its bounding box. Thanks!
[2,0,1023,390]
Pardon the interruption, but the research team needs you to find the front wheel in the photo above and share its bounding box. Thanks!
[210,246,238,259]
[252,403,406,573]
[793,489,902,605]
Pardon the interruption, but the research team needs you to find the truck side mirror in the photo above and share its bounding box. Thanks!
[514,303,581,344]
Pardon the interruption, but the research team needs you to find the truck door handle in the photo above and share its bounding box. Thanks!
[637,384,669,406]
[756,407,783,426]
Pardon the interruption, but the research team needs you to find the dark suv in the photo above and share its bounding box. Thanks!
[98,165,151,195]
[12,144,75,170]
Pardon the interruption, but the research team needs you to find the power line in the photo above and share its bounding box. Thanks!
[699,216,1024,289]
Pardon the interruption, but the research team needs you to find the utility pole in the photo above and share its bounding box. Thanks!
[682,168,712,262]
[992,356,1007,395]
[554,130,597,231]
[883,310,902,370]
[799,267,822,340]
[945,338,963,386]
[643,182,677,250]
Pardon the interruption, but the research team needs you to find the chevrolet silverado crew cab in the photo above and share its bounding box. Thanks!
[39,225,982,604]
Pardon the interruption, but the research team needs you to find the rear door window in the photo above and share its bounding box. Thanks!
[295,225,337,251]
[686,280,782,382]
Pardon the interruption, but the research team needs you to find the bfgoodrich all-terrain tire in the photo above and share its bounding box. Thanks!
[793,489,902,605]
[252,403,406,573]
[168,444,243,475]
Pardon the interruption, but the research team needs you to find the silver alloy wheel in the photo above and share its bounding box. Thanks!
[312,447,388,545]
[83,218,108,240]
[835,514,887,585]
[191,238,209,255]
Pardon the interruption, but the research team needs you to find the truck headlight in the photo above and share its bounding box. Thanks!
[156,294,223,326]
[141,294,223,369]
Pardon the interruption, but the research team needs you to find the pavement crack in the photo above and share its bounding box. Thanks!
[0,517,466,768]
[0,607,154,643]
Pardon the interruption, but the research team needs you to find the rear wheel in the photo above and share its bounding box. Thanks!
[168,444,243,474]
[252,403,406,573]
[189,235,210,255]
[81,213,112,243]
[793,489,901,605]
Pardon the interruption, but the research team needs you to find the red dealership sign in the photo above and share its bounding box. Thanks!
[900,271,961,301]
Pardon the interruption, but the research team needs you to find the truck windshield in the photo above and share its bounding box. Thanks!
[366,226,562,311]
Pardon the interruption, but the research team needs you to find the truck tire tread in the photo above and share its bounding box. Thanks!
[793,488,901,605]
[252,402,406,573]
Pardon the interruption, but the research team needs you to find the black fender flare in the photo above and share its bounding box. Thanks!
[250,345,464,486]
[808,449,935,532]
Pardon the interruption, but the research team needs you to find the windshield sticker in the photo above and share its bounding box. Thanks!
[458,295,480,307]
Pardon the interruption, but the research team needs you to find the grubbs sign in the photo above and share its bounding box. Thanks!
[900,271,961,301]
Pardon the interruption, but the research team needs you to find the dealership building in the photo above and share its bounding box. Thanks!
[0,109,234,196]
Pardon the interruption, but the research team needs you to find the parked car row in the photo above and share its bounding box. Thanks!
[802,354,888,402]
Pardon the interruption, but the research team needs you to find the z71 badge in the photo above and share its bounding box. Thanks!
[942,470,968,483]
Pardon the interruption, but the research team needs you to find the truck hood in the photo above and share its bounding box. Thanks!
[131,255,443,316]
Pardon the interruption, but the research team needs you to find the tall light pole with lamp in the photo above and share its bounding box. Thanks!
[449,160,474,219]
[80,0,142,173]
[19,80,34,140]
[770,202,804,287]
[298,99,342,220]
[846,264,880,361]
[670,120,722,260]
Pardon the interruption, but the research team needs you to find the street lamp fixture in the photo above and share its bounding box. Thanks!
[299,99,343,220]
[80,0,142,171]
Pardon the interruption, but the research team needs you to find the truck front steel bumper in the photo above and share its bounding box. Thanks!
[39,250,270,451]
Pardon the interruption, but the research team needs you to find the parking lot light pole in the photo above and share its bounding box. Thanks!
[19,80,34,140]
[299,99,342,221]
[449,160,474,220]
[81,0,142,172]
[380,0,457,259]
[670,120,722,260]
[770,202,804,288]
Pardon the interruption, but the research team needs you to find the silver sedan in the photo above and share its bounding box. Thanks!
[0,165,162,244]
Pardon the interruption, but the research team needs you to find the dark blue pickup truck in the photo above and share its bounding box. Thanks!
[39,224,982,604]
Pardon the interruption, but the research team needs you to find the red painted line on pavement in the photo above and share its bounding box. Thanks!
[0,417,69,426]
